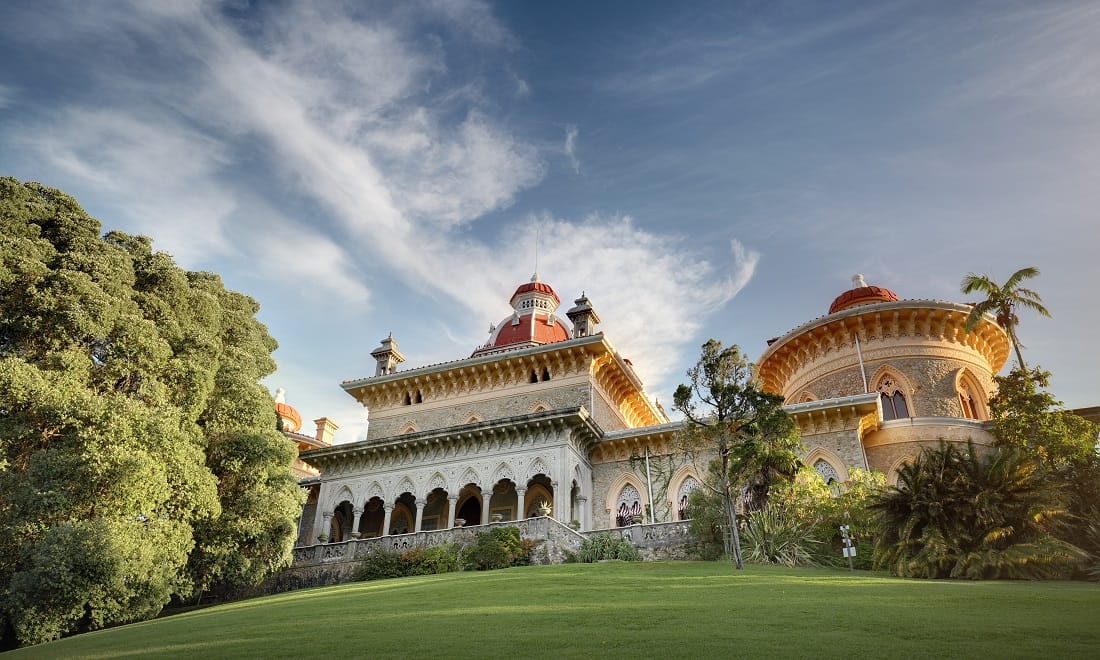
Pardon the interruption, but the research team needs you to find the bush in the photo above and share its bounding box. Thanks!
[741,502,821,567]
[872,442,1085,579]
[577,533,641,562]
[464,527,535,570]
[419,543,463,575]
[354,548,416,581]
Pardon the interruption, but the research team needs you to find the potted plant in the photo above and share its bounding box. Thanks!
[490,512,504,523]
[454,518,466,527]
[537,500,552,516]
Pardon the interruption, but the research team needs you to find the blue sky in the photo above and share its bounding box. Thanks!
[2,1,1097,441]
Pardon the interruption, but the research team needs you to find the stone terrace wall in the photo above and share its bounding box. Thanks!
[582,521,696,560]
[261,518,696,595]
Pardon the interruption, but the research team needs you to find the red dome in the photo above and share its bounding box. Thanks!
[510,281,560,306]
[829,283,899,314]
[490,313,570,348]
[275,402,302,433]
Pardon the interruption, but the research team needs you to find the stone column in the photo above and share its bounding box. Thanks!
[515,487,527,520]
[350,507,363,539]
[414,499,426,532]
[382,505,393,536]
[321,511,333,542]
[447,496,459,528]
[480,486,493,525]
[576,496,588,531]
[552,480,564,521]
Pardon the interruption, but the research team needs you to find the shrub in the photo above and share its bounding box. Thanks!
[741,502,821,567]
[354,547,415,581]
[419,543,463,575]
[872,442,1085,579]
[578,533,641,562]
[464,527,535,571]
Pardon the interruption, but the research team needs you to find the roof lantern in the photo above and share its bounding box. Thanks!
[274,387,302,433]
[828,274,900,314]
[472,274,571,356]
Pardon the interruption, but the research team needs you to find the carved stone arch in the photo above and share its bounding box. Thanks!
[804,447,850,483]
[464,412,482,425]
[952,367,988,420]
[799,390,817,403]
[667,465,704,522]
[366,481,385,502]
[395,476,416,497]
[528,456,551,482]
[604,472,648,528]
[887,455,917,486]
[869,364,916,419]
[428,471,448,494]
[492,461,516,484]
[400,420,419,434]
[329,484,355,511]
[529,400,550,414]
[459,467,481,487]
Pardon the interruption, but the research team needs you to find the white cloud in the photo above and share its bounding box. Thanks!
[564,125,580,174]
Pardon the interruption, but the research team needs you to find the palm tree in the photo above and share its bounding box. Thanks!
[961,266,1050,371]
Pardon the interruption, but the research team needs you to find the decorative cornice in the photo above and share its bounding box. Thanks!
[757,300,1010,395]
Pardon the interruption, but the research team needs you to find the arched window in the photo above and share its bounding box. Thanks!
[415,389,423,404]
[541,367,551,382]
[615,484,642,527]
[530,370,539,384]
[956,371,986,420]
[403,392,412,406]
[813,459,840,484]
[677,476,701,520]
[876,375,910,421]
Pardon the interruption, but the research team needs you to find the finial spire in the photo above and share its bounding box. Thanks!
[852,274,867,288]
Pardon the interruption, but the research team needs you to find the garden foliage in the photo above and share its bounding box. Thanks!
[577,533,642,562]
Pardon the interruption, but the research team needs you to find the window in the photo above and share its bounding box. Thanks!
[813,459,839,484]
[530,370,539,383]
[541,367,550,382]
[616,484,642,527]
[677,476,700,520]
[876,376,910,420]
[957,371,985,420]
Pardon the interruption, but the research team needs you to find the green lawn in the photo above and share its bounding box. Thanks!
[12,562,1100,659]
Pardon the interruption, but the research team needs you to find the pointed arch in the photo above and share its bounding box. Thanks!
[667,465,704,522]
[528,457,551,482]
[492,461,515,484]
[460,467,481,487]
[529,400,550,414]
[799,390,817,403]
[400,420,419,434]
[366,481,385,502]
[887,455,917,486]
[870,365,914,420]
[329,484,355,511]
[605,472,648,528]
[428,472,448,493]
[464,413,482,425]
[953,368,988,420]
[804,447,850,483]
[395,476,416,497]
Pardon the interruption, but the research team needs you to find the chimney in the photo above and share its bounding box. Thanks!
[314,417,339,446]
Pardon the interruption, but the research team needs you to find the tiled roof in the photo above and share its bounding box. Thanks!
[828,285,899,314]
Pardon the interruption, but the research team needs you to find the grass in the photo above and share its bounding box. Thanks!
[11,562,1100,659]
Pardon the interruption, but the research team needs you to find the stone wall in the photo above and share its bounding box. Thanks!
[583,521,697,560]
[801,429,867,473]
[366,382,592,441]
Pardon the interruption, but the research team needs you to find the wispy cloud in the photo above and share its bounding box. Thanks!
[2,0,758,422]
[564,124,580,174]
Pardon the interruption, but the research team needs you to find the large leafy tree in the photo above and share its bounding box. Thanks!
[0,179,302,646]
[961,266,1050,371]
[673,339,802,568]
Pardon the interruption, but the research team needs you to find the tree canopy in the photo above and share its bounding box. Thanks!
[0,178,303,647]
[673,339,802,567]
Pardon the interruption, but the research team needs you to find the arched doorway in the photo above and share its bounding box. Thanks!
[333,500,353,541]
[359,497,385,538]
[391,493,415,535]
[456,484,482,526]
[422,488,448,531]
[489,479,518,521]
[524,474,554,518]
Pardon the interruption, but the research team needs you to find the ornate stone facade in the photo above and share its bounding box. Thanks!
[292,273,1012,559]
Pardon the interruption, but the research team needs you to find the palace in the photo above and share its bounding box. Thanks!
[285,273,1010,545]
